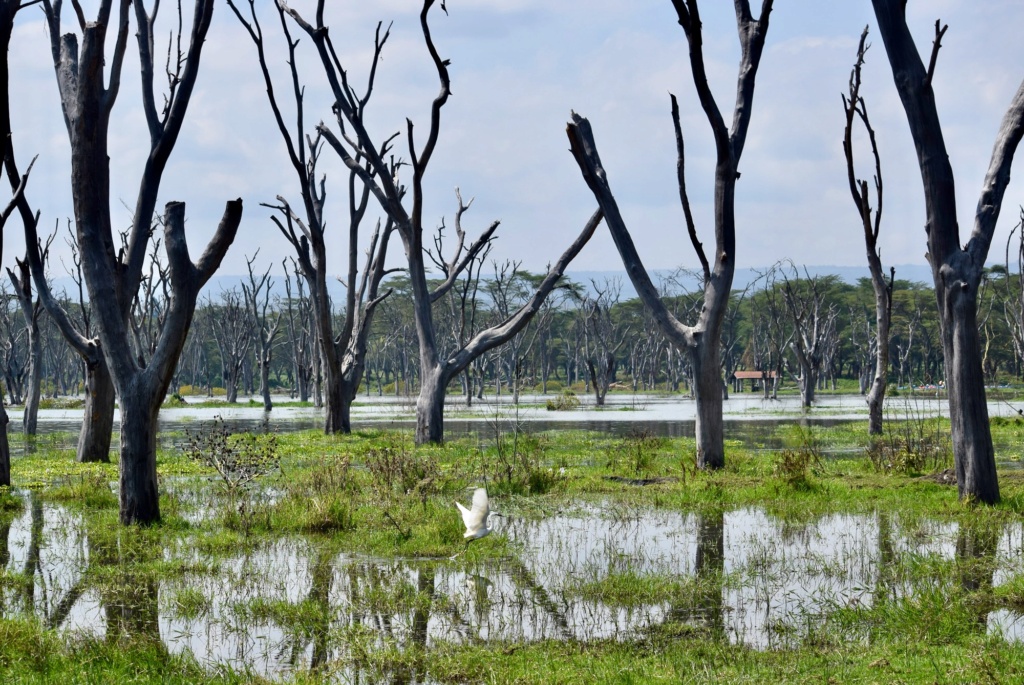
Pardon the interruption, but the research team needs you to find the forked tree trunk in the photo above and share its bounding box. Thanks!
[77,354,114,463]
[872,0,1024,503]
[566,0,772,471]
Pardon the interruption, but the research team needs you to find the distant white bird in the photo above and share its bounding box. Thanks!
[456,487,494,540]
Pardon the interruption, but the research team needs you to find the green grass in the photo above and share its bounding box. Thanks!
[4,419,1024,682]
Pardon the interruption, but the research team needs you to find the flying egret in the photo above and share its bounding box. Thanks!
[452,487,498,559]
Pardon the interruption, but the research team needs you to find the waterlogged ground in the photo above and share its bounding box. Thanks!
[5,492,1024,681]
[5,399,1024,682]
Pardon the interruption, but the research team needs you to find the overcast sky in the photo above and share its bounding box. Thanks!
[8,0,1024,283]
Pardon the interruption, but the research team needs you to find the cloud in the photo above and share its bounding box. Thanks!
[7,0,1024,282]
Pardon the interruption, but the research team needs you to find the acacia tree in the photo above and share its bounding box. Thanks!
[842,27,894,436]
[872,1,1024,503]
[42,0,243,524]
[284,0,602,444]
[567,0,773,468]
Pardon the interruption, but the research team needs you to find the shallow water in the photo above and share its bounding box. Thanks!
[12,391,1012,458]
[3,495,1023,680]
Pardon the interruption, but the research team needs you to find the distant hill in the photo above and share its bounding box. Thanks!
[41,264,937,304]
[555,264,935,299]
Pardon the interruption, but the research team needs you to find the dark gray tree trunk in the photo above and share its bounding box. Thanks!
[117,386,160,524]
[567,0,772,470]
[43,1,240,523]
[873,0,1024,503]
[78,355,114,463]
[260,358,272,411]
[0,403,9,487]
[692,333,724,469]
[416,366,446,445]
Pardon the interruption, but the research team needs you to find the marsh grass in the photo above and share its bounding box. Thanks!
[5,422,1024,682]
[566,569,712,608]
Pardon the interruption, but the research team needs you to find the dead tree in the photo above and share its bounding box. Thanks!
[241,253,281,411]
[0,0,39,483]
[871,1,1024,503]
[567,0,773,468]
[577,280,629,406]
[19,212,115,462]
[42,0,243,524]
[780,267,839,408]
[6,258,43,435]
[283,0,602,444]
[228,0,394,433]
[843,27,895,436]
[208,289,253,403]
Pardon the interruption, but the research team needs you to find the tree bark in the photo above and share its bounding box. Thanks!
[43,1,239,522]
[117,385,160,525]
[415,365,446,444]
[78,354,114,463]
[692,332,724,468]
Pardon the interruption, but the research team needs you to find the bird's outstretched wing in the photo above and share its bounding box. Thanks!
[471,487,489,518]
[456,487,490,534]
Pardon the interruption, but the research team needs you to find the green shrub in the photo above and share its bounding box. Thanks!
[183,416,280,494]
[546,389,581,411]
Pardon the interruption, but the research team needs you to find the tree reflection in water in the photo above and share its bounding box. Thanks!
[667,510,725,637]
[956,518,1000,631]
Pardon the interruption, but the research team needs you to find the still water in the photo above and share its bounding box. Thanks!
[3,496,1024,680]
[4,393,1024,680]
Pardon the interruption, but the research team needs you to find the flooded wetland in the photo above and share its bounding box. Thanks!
[4,393,1024,682]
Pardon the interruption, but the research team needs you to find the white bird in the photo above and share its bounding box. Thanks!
[456,487,494,540]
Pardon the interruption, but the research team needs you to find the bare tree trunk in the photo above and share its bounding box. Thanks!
[78,355,114,463]
[260,358,272,411]
[843,28,894,436]
[117,387,160,524]
[21,312,40,436]
[0,403,8,487]
[692,335,724,469]
[567,0,772,470]
[416,365,446,444]
[872,0,1024,502]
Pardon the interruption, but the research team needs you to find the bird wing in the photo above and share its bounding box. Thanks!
[471,488,490,519]
[456,500,472,528]
[456,488,490,532]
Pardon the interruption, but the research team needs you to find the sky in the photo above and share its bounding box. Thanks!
[7,0,1024,284]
